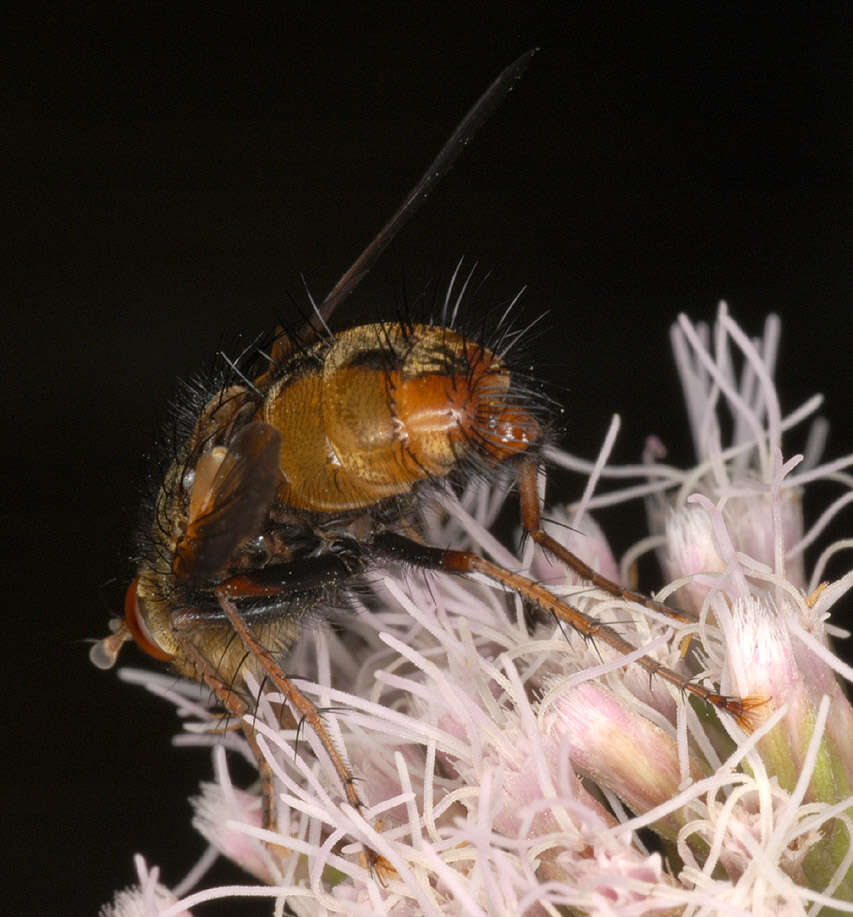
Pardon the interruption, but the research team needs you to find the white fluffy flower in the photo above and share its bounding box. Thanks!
[103,306,853,915]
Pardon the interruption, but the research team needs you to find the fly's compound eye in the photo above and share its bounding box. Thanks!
[124,577,174,662]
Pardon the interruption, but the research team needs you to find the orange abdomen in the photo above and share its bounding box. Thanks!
[262,324,540,512]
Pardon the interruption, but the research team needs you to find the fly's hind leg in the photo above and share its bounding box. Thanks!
[371,531,763,729]
[516,456,699,627]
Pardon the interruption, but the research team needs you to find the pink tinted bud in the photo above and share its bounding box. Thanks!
[544,680,706,841]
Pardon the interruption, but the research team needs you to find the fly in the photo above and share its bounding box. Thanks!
[91,48,761,874]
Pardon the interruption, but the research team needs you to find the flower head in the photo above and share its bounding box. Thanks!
[103,305,853,915]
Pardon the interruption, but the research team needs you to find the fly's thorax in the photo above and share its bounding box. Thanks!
[262,323,542,513]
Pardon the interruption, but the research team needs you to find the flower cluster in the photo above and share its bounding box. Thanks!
[104,306,853,916]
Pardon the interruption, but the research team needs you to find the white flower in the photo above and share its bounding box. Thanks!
[103,305,853,915]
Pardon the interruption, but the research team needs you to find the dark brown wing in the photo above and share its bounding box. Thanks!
[174,421,282,585]
[269,48,538,365]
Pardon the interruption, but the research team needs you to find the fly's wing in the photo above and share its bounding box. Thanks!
[268,48,538,365]
[174,421,283,585]
[318,48,538,324]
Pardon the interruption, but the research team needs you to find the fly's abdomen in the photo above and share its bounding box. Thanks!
[263,324,541,512]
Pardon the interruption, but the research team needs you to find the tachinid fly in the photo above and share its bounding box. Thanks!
[91,49,760,875]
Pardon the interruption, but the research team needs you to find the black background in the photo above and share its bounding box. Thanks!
[6,6,851,915]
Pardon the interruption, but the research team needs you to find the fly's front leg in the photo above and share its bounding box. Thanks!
[209,550,389,876]
[214,589,367,821]
[170,633,280,836]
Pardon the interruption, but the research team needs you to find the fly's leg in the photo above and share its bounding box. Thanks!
[171,632,280,835]
[516,456,698,626]
[372,532,763,728]
[214,590,368,824]
[191,550,392,877]
[170,546,386,873]
[211,580,388,877]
